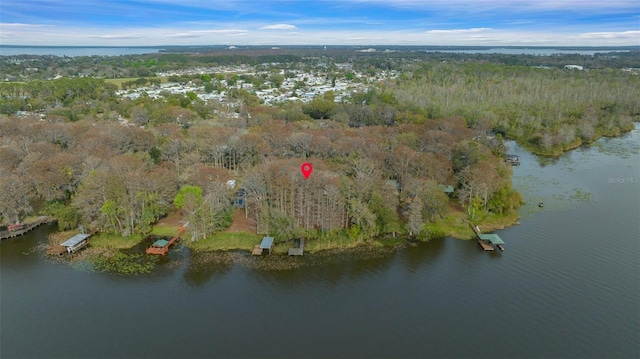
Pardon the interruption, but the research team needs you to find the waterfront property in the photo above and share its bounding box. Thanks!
[60,233,91,254]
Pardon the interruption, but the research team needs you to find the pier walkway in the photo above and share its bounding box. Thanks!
[1,217,55,240]
[146,225,186,255]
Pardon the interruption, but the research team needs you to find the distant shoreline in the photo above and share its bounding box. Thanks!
[1,45,636,57]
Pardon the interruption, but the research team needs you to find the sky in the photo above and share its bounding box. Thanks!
[1,0,639,46]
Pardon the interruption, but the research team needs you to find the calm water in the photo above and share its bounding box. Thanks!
[422,48,630,56]
[0,46,630,57]
[1,129,639,359]
[0,46,163,57]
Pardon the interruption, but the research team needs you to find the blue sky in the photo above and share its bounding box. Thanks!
[1,0,638,46]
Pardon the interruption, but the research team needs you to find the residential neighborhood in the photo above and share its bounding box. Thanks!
[116,62,398,106]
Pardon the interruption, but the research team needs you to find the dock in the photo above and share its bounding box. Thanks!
[146,225,186,255]
[1,217,55,240]
[61,233,91,254]
[470,223,505,251]
[288,238,305,256]
[252,236,274,256]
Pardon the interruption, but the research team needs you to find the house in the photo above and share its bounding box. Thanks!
[233,188,246,208]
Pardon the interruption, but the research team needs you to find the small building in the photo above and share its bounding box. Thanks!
[441,185,454,195]
[385,180,401,192]
[147,239,170,255]
[233,188,246,208]
[60,233,91,254]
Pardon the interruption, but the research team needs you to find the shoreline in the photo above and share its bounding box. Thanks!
[64,207,520,270]
[511,122,637,157]
[43,124,640,264]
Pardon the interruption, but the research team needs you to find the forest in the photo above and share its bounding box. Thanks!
[0,49,638,248]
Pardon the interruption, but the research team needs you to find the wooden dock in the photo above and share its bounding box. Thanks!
[477,238,495,251]
[1,217,55,240]
[252,237,275,256]
[146,226,186,255]
[469,223,504,251]
[288,238,305,256]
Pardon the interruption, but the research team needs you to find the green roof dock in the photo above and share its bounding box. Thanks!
[470,223,505,251]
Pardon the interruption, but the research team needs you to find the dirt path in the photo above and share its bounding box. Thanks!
[156,208,256,233]
[156,210,184,228]
[225,208,257,233]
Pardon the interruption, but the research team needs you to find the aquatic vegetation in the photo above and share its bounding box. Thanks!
[90,251,157,275]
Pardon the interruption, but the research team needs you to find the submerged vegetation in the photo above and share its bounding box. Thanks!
[0,48,638,252]
[90,251,157,275]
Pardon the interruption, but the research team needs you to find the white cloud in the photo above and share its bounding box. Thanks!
[88,34,143,39]
[579,30,640,39]
[259,24,297,30]
[426,28,492,34]
[1,22,638,46]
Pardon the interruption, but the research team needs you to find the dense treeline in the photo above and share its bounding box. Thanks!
[387,63,640,154]
[0,114,518,241]
[3,48,638,82]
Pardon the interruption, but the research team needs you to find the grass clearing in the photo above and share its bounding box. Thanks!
[90,232,145,249]
[151,225,180,237]
[424,211,474,240]
[186,231,262,252]
[304,234,368,253]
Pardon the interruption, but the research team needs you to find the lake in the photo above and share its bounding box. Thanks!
[0,46,163,57]
[1,128,639,359]
[0,46,631,57]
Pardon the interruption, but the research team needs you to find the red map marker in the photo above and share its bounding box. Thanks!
[301,162,313,179]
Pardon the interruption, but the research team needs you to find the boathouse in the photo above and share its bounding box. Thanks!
[288,238,305,256]
[253,236,274,255]
[60,233,91,253]
[146,225,186,255]
[478,233,505,251]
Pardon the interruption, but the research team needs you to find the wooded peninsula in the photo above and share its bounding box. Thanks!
[1,47,638,253]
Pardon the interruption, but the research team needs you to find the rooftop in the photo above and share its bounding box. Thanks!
[478,233,505,245]
[151,239,170,247]
[260,237,274,249]
[61,233,91,247]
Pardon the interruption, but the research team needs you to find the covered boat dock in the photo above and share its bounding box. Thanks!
[470,223,506,251]
[60,233,91,254]
[252,236,274,255]
[146,226,186,255]
[478,233,505,251]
